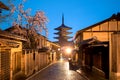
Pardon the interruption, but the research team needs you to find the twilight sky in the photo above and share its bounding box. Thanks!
[1,0,120,41]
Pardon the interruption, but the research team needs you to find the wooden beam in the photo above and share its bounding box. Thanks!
[0,1,9,10]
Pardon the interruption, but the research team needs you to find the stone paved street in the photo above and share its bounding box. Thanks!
[26,60,87,80]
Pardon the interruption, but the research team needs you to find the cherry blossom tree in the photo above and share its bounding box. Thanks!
[10,0,48,49]
[27,11,48,36]
[1,0,48,36]
[11,0,48,36]
[1,0,48,49]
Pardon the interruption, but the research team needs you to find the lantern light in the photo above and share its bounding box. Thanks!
[66,48,72,54]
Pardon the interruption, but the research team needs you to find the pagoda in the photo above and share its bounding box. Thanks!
[54,14,72,48]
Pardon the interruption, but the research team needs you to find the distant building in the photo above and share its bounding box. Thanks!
[54,14,73,58]
[74,13,120,80]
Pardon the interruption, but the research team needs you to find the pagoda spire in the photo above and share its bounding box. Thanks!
[62,14,64,24]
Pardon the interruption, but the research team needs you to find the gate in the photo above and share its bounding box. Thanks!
[0,49,11,80]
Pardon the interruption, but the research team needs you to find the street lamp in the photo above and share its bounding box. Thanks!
[66,47,72,54]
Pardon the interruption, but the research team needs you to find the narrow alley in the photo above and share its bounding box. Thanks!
[26,60,87,80]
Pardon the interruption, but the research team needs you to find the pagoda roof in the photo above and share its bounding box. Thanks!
[54,36,72,39]
[0,1,9,10]
[54,14,72,30]
[54,24,72,30]
[54,31,72,35]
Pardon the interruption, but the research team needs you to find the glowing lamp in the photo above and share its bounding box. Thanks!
[66,48,72,54]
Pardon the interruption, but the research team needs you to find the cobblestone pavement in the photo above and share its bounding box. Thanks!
[26,60,88,80]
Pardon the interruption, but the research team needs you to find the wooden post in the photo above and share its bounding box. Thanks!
[111,33,120,80]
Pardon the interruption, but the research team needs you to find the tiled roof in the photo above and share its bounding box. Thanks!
[74,13,120,39]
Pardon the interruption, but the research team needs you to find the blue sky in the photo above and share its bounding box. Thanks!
[2,0,120,41]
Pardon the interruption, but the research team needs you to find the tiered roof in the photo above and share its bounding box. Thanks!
[54,14,72,30]
[54,14,72,46]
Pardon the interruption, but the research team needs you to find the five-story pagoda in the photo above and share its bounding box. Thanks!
[54,14,72,55]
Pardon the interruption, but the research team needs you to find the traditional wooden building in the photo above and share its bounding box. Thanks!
[20,38,60,78]
[49,41,60,61]
[0,30,26,80]
[0,3,27,80]
[74,13,120,79]
[5,25,60,79]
